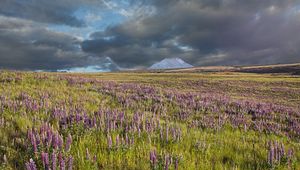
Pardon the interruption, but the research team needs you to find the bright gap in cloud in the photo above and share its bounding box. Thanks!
[47,6,126,39]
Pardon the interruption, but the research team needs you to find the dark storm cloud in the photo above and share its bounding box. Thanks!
[83,0,300,67]
[1,0,300,70]
[0,16,88,70]
[0,0,104,27]
[0,0,110,70]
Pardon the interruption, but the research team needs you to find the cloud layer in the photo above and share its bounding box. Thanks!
[1,0,300,70]
[0,0,106,27]
[83,0,300,67]
[0,16,89,70]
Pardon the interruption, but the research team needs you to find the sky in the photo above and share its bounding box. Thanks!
[0,0,300,71]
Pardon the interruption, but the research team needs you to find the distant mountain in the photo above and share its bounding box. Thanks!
[149,58,193,70]
[57,56,121,73]
[101,56,121,71]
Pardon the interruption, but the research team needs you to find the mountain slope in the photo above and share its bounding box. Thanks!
[149,58,193,69]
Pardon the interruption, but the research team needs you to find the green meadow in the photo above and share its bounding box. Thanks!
[0,71,300,170]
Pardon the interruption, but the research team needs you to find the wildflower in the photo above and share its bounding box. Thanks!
[59,153,65,170]
[174,156,180,170]
[65,134,72,152]
[58,135,63,149]
[165,154,171,170]
[116,134,120,147]
[149,150,157,168]
[86,148,90,160]
[52,152,57,170]
[25,159,37,170]
[41,152,49,170]
[68,156,73,170]
[93,155,97,163]
[107,134,112,149]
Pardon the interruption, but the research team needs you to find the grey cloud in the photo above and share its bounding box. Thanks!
[0,17,89,70]
[82,0,300,67]
[0,0,105,27]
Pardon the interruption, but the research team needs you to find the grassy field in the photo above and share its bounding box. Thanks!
[0,71,300,169]
[159,63,300,75]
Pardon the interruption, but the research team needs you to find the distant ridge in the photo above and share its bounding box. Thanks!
[149,58,193,70]
[158,63,300,75]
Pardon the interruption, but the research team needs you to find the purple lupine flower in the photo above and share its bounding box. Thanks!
[174,156,179,170]
[45,153,50,170]
[130,136,134,145]
[138,126,141,137]
[31,158,38,170]
[75,113,81,123]
[59,153,65,170]
[41,152,49,170]
[93,155,97,163]
[287,149,294,168]
[25,159,37,170]
[165,154,170,170]
[52,152,57,170]
[288,148,293,159]
[58,135,63,150]
[274,141,279,162]
[46,129,52,148]
[160,128,163,140]
[166,126,169,142]
[40,133,46,147]
[32,135,38,153]
[65,134,72,152]
[52,133,57,149]
[149,150,157,168]
[107,134,112,149]
[268,141,274,165]
[116,134,120,147]
[280,143,285,159]
[86,148,90,160]
[41,152,46,166]
[125,133,129,146]
[177,128,181,141]
[68,156,73,170]
[28,129,33,144]
[93,117,97,128]
[25,162,31,170]
[171,127,176,141]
